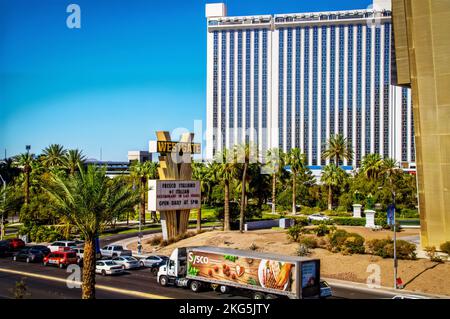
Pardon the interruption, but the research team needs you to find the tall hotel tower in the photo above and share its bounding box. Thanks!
[205,1,415,170]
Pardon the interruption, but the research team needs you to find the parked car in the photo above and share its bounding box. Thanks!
[6,238,25,250]
[13,247,45,263]
[47,241,77,252]
[307,214,331,222]
[0,240,14,257]
[139,255,168,268]
[43,250,78,268]
[96,260,124,276]
[100,245,132,258]
[112,256,140,269]
[320,280,332,298]
[30,245,51,256]
[72,247,84,265]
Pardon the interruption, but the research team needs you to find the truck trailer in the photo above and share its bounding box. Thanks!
[157,246,321,299]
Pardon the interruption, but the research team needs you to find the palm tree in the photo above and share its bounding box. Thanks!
[235,143,256,232]
[42,144,67,169]
[321,164,346,210]
[44,164,138,299]
[265,148,285,214]
[13,153,34,205]
[286,148,306,214]
[192,162,210,232]
[322,134,354,165]
[130,161,158,225]
[361,153,384,181]
[64,149,86,175]
[215,149,237,231]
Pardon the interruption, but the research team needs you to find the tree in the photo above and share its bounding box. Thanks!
[192,162,210,232]
[130,161,158,225]
[265,148,285,214]
[64,149,86,176]
[13,153,35,205]
[215,149,237,231]
[44,164,138,299]
[322,134,354,165]
[361,153,384,181]
[321,164,346,210]
[286,148,306,214]
[41,144,67,169]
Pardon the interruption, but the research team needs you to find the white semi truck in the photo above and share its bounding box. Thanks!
[157,246,321,299]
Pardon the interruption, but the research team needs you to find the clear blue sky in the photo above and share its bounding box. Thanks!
[0,0,371,161]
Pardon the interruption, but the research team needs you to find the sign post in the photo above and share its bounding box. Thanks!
[149,131,201,240]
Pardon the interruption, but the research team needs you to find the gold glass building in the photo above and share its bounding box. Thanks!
[392,0,450,248]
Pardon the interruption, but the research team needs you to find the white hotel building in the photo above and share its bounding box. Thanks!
[205,1,416,170]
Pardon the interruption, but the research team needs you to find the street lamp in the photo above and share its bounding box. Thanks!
[0,161,6,241]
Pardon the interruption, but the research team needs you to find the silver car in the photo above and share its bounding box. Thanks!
[139,255,168,268]
[112,256,140,269]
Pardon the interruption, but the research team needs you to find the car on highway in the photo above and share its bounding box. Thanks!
[47,241,77,252]
[320,280,332,298]
[43,250,78,268]
[112,256,140,270]
[95,260,124,276]
[30,245,51,256]
[100,245,132,258]
[139,255,168,268]
[6,238,25,251]
[149,259,168,276]
[72,247,84,265]
[13,247,45,263]
[0,240,14,257]
[307,214,331,222]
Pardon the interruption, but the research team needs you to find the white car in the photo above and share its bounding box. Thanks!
[139,255,168,268]
[112,256,141,269]
[47,241,77,252]
[95,260,124,276]
[307,214,331,222]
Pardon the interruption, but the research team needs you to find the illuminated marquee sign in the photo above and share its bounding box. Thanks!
[148,180,201,211]
[149,140,201,154]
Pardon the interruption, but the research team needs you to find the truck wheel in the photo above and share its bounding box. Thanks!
[252,292,265,299]
[219,285,229,294]
[265,294,278,299]
[159,275,169,286]
[190,281,201,293]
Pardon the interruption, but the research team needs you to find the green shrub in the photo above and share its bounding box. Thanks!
[440,241,450,255]
[366,238,416,259]
[300,206,320,215]
[331,217,366,226]
[366,238,392,257]
[293,216,309,227]
[424,246,443,262]
[328,229,350,250]
[342,233,365,254]
[287,224,305,242]
[313,224,331,237]
[299,236,318,249]
[399,208,419,219]
[296,244,310,256]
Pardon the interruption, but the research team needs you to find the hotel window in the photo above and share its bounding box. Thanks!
[295,27,301,149]
[356,25,363,166]
[338,26,344,148]
[286,28,293,151]
[279,28,284,149]
[221,31,227,149]
[254,29,260,147]
[312,26,318,164]
[245,30,251,144]
[365,26,372,156]
[330,26,336,139]
[321,26,327,166]
[374,27,381,155]
[237,31,243,142]
[303,27,310,157]
[401,88,408,162]
[347,25,354,166]
[229,31,235,148]
[383,23,391,158]
[213,31,219,155]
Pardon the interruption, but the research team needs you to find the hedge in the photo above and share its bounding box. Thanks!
[312,217,388,228]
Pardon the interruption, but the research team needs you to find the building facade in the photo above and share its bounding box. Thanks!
[205,2,415,169]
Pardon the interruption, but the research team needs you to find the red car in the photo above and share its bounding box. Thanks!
[43,250,78,268]
[7,238,25,250]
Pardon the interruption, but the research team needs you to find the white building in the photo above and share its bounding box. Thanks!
[205,1,415,170]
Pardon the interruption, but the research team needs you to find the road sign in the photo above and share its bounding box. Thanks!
[148,180,201,211]
[387,204,395,226]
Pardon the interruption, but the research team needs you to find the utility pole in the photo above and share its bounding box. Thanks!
[0,172,6,241]
[393,189,398,289]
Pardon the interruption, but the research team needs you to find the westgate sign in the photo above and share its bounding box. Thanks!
[149,180,201,211]
[149,140,201,154]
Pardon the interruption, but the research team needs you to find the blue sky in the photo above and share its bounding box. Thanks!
[0,0,371,161]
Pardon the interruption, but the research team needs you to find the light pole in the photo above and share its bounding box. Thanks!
[392,188,398,289]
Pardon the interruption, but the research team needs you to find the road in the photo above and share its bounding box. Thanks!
[0,257,399,299]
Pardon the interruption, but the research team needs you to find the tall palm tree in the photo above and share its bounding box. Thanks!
[361,153,384,181]
[64,149,86,175]
[13,153,34,205]
[130,161,158,225]
[215,149,237,231]
[265,148,285,214]
[321,164,346,210]
[44,164,138,299]
[322,134,354,165]
[42,144,67,169]
[286,148,306,214]
[235,143,256,232]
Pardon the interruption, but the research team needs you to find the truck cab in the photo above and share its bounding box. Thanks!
[157,248,190,287]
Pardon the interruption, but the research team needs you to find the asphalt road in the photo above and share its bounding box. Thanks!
[0,257,399,299]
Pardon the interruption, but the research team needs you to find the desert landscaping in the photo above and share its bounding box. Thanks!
[129,227,450,296]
